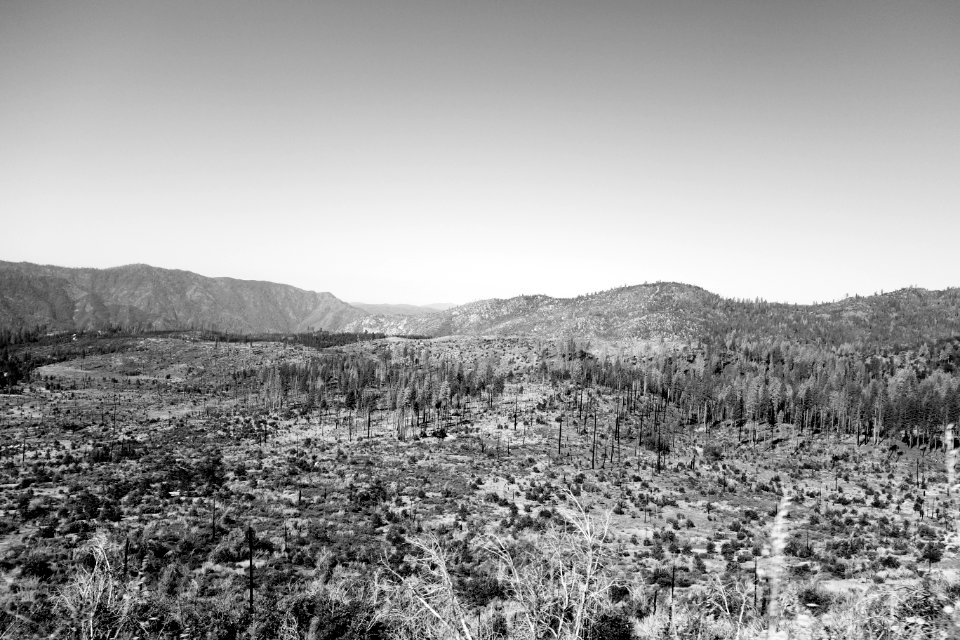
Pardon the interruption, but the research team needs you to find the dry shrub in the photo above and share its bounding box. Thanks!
[381,492,620,640]
[56,533,140,640]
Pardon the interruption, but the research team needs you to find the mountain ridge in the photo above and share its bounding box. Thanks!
[3,261,960,347]
[0,261,367,334]
[342,281,960,347]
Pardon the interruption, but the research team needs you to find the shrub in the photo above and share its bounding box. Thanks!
[609,584,630,603]
[19,552,54,581]
[284,591,389,640]
[458,574,506,607]
[796,584,832,611]
[487,611,509,639]
[919,542,944,567]
[585,610,636,640]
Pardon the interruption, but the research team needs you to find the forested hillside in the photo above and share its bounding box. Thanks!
[347,282,960,347]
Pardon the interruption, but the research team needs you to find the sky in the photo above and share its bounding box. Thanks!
[2,0,958,306]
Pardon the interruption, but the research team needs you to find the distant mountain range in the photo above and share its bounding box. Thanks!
[348,302,455,316]
[0,261,364,334]
[3,261,960,347]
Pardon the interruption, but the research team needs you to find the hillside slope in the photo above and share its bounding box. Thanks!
[4,261,960,348]
[0,262,366,333]
[346,283,960,347]
[344,283,724,341]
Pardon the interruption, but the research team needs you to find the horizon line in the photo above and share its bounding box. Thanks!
[2,258,955,310]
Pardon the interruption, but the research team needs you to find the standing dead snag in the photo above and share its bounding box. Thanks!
[764,489,792,638]
[591,412,598,470]
[247,525,255,619]
[945,423,960,626]
[558,411,563,457]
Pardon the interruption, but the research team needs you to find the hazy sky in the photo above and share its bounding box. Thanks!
[2,1,958,305]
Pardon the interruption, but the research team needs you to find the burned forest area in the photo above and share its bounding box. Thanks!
[2,322,960,640]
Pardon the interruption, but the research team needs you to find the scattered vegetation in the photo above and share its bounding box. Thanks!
[1,325,960,638]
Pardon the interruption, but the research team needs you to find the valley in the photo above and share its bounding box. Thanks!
[0,327,958,639]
